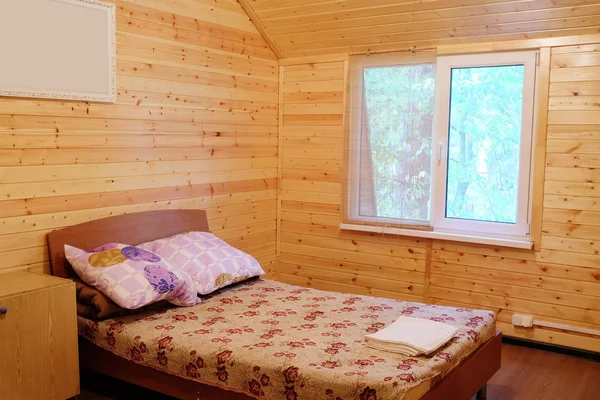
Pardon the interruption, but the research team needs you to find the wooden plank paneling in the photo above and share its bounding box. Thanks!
[4,0,600,353]
[0,0,278,274]
[278,41,600,351]
[243,0,600,58]
[427,44,600,351]
[278,61,427,302]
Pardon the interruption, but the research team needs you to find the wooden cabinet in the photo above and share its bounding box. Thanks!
[0,271,79,399]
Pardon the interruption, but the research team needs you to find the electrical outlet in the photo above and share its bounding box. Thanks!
[512,314,534,328]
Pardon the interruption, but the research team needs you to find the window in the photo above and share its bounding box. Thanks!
[345,51,538,245]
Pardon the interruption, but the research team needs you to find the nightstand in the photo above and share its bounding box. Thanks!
[0,271,79,399]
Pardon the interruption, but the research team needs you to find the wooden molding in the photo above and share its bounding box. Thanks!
[238,0,283,59]
[340,59,351,228]
[437,33,600,55]
[530,47,552,252]
[275,65,284,281]
[423,240,433,303]
[279,53,350,66]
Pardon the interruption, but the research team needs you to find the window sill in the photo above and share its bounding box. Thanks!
[340,223,533,250]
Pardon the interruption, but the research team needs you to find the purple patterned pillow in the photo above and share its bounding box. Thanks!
[65,243,198,310]
[139,232,265,295]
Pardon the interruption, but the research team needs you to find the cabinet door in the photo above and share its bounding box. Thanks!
[0,284,79,400]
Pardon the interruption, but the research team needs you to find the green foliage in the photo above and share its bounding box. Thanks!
[363,64,436,221]
[446,65,524,224]
[362,63,525,225]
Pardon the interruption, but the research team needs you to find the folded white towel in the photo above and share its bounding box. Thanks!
[363,341,421,356]
[365,316,458,356]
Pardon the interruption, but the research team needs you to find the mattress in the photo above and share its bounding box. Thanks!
[78,278,496,400]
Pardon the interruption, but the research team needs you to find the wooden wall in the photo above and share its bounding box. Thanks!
[0,0,279,277]
[278,44,600,351]
[278,61,428,303]
[2,0,598,352]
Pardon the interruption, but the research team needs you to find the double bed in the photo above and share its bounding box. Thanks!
[47,210,501,400]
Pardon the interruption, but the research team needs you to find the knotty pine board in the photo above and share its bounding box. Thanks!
[278,60,428,303]
[0,0,278,278]
[278,46,600,351]
[243,0,600,58]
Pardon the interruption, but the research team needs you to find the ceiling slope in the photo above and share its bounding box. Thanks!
[239,0,600,58]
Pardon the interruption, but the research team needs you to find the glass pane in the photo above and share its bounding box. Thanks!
[361,64,436,222]
[445,65,525,224]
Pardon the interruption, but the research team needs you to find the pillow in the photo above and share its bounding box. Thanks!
[65,243,198,310]
[138,232,265,295]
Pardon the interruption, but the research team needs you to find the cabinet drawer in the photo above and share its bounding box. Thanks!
[0,283,79,400]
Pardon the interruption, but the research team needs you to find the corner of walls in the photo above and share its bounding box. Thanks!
[237,0,283,59]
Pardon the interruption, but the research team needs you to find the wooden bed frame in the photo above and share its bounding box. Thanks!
[47,210,501,400]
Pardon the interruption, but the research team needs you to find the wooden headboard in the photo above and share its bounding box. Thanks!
[47,210,210,279]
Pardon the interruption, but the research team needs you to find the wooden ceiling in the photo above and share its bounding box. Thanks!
[241,0,600,58]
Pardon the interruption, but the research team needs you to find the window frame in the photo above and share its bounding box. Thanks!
[430,51,538,239]
[343,50,540,248]
[344,51,438,229]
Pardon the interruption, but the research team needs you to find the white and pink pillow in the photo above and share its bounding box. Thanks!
[139,232,264,295]
[65,243,198,310]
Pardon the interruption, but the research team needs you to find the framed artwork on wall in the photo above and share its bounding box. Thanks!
[0,0,116,103]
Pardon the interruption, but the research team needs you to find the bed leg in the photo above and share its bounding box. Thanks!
[476,384,487,399]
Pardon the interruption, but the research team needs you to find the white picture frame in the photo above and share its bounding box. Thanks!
[0,0,116,103]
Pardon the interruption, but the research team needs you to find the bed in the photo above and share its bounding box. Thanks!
[47,209,501,400]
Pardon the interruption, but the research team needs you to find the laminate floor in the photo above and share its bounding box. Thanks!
[484,343,599,400]
[80,343,600,400]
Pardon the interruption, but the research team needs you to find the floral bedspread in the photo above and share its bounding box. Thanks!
[78,278,496,400]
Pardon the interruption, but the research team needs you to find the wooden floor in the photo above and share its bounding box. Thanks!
[80,343,600,400]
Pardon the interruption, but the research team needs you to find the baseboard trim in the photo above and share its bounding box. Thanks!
[502,336,600,362]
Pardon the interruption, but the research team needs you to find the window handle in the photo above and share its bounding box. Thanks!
[437,142,444,165]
